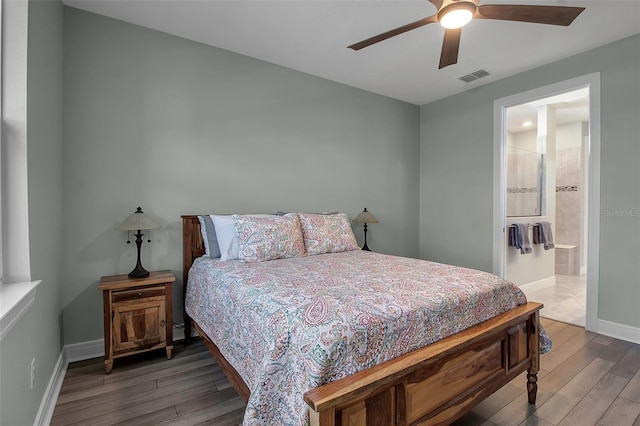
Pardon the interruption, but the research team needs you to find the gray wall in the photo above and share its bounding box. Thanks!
[62,8,420,344]
[420,35,640,329]
[0,1,64,425]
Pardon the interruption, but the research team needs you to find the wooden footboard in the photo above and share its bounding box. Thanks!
[304,302,541,426]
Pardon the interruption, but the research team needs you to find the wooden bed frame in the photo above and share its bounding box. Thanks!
[182,215,542,425]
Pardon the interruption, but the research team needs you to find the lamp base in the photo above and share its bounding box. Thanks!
[128,264,150,279]
[362,223,371,251]
[128,229,150,278]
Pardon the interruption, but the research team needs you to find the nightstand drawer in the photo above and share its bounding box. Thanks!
[112,286,166,303]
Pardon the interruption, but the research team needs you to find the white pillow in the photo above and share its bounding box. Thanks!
[210,214,273,261]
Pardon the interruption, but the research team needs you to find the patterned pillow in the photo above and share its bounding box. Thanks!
[276,211,339,216]
[211,214,273,261]
[233,214,306,262]
[298,213,360,255]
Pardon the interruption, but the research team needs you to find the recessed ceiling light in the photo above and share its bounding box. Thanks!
[523,121,533,127]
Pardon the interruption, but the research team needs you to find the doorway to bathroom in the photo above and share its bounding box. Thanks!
[492,74,601,332]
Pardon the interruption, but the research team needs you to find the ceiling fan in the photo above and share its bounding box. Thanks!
[348,0,585,69]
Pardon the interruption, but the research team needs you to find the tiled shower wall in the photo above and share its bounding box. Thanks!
[556,147,582,247]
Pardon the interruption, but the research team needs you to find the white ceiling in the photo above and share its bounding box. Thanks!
[507,87,589,132]
[63,0,640,105]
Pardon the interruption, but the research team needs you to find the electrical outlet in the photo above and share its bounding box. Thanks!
[30,358,36,390]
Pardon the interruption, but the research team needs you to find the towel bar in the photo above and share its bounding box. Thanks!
[507,223,551,229]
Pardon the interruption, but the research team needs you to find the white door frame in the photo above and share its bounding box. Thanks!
[492,73,601,332]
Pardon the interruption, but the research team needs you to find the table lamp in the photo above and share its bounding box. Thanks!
[353,208,379,251]
[117,207,160,278]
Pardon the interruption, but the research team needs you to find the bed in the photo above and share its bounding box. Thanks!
[181,214,544,425]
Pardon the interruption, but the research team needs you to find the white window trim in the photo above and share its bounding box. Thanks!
[0,0,39,340]
[1,0,31,284]
[0,0,4,284]
[0,280,40,341]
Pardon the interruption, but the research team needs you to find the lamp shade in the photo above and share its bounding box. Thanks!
[353,208,379,224]
[117,207,160,231]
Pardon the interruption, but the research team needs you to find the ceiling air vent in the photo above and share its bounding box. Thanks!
[459,69,490,83]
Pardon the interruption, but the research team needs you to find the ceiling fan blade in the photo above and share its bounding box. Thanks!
[439,28,462,69]
[428,0,444,10]
[476,5,585,26]
[348,15,438,50]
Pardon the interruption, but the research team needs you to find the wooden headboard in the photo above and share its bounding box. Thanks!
[181,215,205,285]
[181,215,205,341]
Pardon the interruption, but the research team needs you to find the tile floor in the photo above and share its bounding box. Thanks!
[523,274,587,327]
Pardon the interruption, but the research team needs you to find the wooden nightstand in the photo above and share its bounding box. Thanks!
[99,270,175,374]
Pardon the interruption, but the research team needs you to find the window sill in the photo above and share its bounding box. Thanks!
[0,280,41,341]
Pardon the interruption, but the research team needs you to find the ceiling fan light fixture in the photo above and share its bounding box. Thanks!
[438,2,477,29]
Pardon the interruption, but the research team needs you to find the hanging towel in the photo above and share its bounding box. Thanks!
[532,224,546,246]
[532,224,542,245]
[508,226,516,247]
[513,223,532,255]
[536,221,555,250]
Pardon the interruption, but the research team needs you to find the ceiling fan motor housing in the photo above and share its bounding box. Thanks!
[438,1,478,29]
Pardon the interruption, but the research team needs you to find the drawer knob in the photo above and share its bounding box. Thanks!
[137,292,143,298]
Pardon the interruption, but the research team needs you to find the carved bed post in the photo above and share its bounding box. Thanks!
[527,310,540,404]
[182,215,203,344]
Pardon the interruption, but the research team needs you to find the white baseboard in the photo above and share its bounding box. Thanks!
[34,347,67,426]
[64,325,186,363]
[518,276,556,292]
[174,327,186,342]
[65,338,104,363]
[34,325,188,425]
[597,319,640,344]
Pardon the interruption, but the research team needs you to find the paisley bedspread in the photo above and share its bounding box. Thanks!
[186,250,545,425]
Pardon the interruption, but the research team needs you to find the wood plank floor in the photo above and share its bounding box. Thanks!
[52,318,640,425]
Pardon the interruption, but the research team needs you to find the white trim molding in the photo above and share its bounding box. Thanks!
[35,325,188,425]
[493,73,601,334]
[1,0,31,283]
[518,276,555,293]
[64,326,186,363]
[0,280,40,341]
[597,319,640,345]
[34,340,105,426]
[65,338,104,364]
[34,349,67,426]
